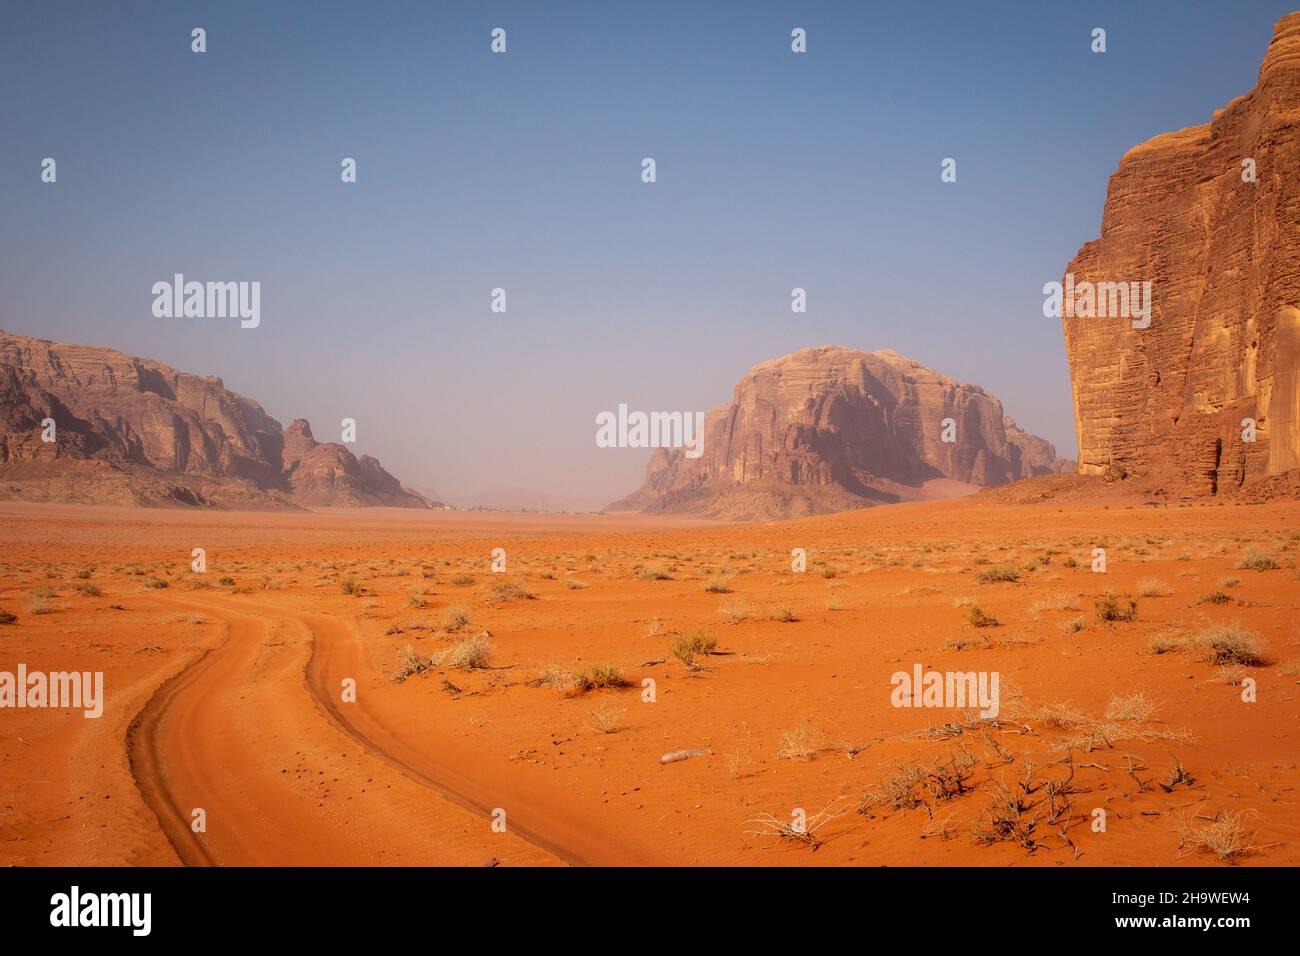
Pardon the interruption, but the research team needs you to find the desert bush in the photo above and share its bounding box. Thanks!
[1105,691,1155,722]
[1028,593,1078,613]
[392,643,432,682]
[672,628,717,665]
[1177,810,1258,864]
[451,574,475,586]
[1236,548,1277,571]
[1137,578,1171,597]
[433,634,492,670]
[572,662,629,692]
[439,603,473,631]
[1095,592,1138,622]
[76,583,102,597]
[776,720,824,760]
[635,564,673,581]
[702,576,733,594]
[1148,634,1183,655]
[1193,624,1265,666]
[588,704,627,734]
[488,580,534,602]
[745,800,845,848]
[976,566,1020,584]
[770,606,798,623]
[718,598,756,623]
[859,748,978,816]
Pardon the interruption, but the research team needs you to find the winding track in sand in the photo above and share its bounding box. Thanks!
[126,593,652,867]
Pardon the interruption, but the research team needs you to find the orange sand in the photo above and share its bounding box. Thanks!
[1,498,1297,866]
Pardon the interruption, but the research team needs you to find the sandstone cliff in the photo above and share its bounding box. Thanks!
[1062,12,1300,495]
[608,345,1071,520]
[0,330,429,508]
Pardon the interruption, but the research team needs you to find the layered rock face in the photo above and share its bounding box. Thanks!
[608,345,1071,520]
[0,329,429,508]
[1062,12,1300,495]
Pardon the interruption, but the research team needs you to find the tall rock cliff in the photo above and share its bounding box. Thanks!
[608,345,1071,520]
[1062,12,1300,494]
[0,329,430,508]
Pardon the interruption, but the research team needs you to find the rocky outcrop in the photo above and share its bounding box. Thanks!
[281,419,422,507]
[1004,417,1074,479]
[1061,12,1300,495]
[0,329,429,508]
[608,345,1071,520]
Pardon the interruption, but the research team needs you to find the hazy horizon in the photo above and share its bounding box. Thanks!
[4,0,1295,510]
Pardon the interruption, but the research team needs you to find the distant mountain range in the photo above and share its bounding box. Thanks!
[0,329,432,509]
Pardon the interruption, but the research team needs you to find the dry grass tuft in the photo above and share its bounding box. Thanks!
[1176,809,1259,864]
[745,799,846,847]
[1095,591,1138,622]
[587,703,627,734]
[671,628,717,666]
[1192,623,1265,666]
[776,719,825,760]
[1105,691,1156,723]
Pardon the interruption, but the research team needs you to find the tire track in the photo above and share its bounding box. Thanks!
[126,643,220,867]
[207,595,654,866]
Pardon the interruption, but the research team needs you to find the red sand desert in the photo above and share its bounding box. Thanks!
[2,497,1297,867]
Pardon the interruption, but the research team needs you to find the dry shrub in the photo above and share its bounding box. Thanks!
[1105,691,1156,722]
[671,628,717,666]
[745,799,846,847]
[1028,593,1078,614]
[727,748,753,780]
[718,598,757,623]
[976,566,1020,584]
[433,634,492,670]
[392,642,432,682]
[439,603,473,631]
[1236,548,1277,571]
[488,580,534,602]
[859,747,978,817]
[572,662,629,692]
[587,704,627,734]
[1193,623,1265,666]
[1177,809,1258,864]
[1095,591,1138,622]
[1137,578,1171,597]
[776,720,824,760]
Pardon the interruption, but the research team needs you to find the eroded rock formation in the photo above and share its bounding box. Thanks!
[608,345,1070,520]
[1062,12,1300,495]
[0,329,429,508]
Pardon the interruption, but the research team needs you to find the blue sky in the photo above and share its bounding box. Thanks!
[2,1,1293,508]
